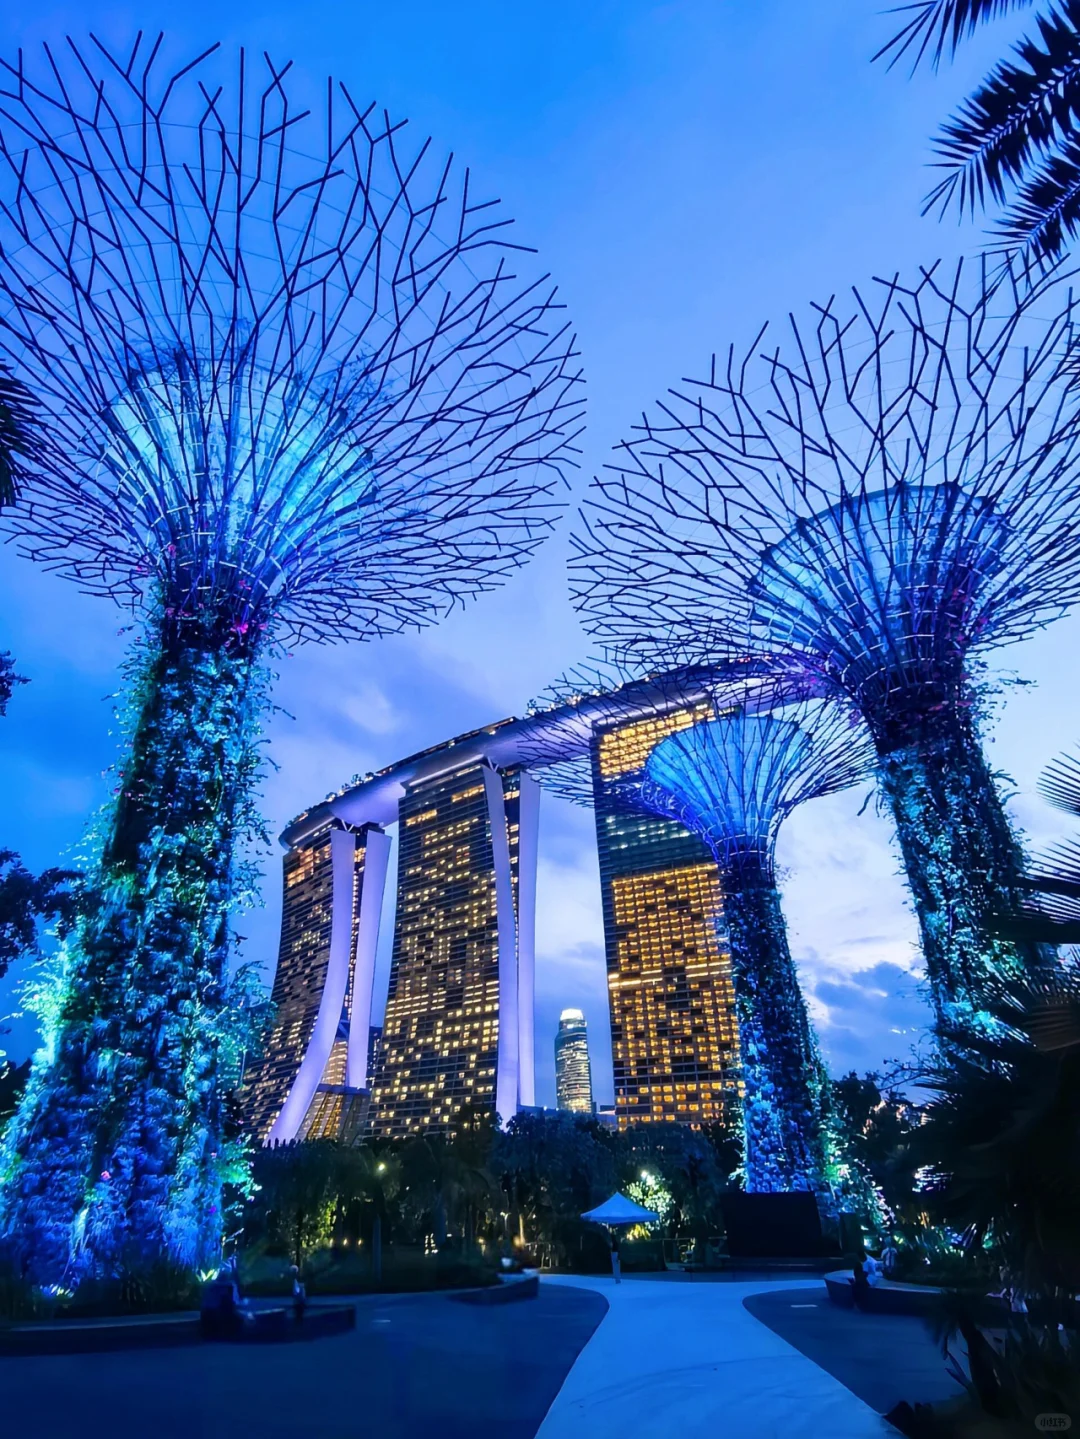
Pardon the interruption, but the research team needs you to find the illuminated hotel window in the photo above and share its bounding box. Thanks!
[369,761,527,1138]
[243,821,378,1142]
[593,709,739,1128]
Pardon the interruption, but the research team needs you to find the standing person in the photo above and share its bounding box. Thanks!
[881,1237,899,1280]
[609,1231,622,1285]
[290,1265,307,1323]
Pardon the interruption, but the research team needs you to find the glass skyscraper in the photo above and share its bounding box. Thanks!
[592,707,739,1127]
[243,817,391,1143]
[555,1008,594,1113]
[369,760,538,1136]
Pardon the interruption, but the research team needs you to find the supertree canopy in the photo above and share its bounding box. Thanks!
[0,36,583,1282]
[571,260,1080,1026]
[525,662,875,1196]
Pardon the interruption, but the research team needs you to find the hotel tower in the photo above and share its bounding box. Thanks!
[592,705,739,1127]
[246,670,752,1146]
[244,818,391,1145]
[368,761,538,1136]
[244,722,538,1144]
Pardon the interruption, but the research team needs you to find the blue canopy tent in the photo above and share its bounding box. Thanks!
[581,1193,661,1283]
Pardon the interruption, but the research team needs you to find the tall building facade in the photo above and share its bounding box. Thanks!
[369,761,539,1137]
[244,818,391,1144]
[555,1008,594,1113]
[592,707,739,1127]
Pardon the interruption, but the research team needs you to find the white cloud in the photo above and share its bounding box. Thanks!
[338,682,400,736]
[535,850,606,962]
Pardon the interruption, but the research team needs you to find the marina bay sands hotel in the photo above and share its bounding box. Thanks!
[244,670,741,1143]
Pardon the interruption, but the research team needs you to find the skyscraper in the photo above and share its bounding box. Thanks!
[555,1008,594,1113]
[369,760,539,1136]
[592,707,739,1127]
[243,818,391,1143]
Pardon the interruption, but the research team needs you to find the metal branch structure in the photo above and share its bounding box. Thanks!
[0,35,583,1283]
[524,661,876,1196]
[571,258,1078,1027]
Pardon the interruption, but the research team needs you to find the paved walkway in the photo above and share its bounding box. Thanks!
[744,1285,964,1414]
[536,1275,895,1439]
[0,1285,607,1439]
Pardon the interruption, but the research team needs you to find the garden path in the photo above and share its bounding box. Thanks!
[536,1274,895,1439]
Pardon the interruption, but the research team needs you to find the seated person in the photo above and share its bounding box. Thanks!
[200,1269,251,1337]
[849,1245,882,1307]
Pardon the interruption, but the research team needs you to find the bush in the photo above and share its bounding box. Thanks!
[888,1315,1080,1437]
[0,1259,35,1324]
[48,1260,199,1319]
[620,1238,666,1272]
[240,1246,498,1297]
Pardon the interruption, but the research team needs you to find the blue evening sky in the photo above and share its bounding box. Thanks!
[1,2,1073,1105]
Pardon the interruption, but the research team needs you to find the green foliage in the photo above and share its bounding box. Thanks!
[398,1107,497,1250]
[831,1071,925,1222]
[494,1109,621,1265]
[248,1141,342,1266]
[0,653,24,717]
[875,1221,998,1289]
[891,1315,1080,1437]
[0,849,79,981]
[240,1247,498,1297]
[721,876,833,1194]
[876,717,1046,1028]
[618,1122,733,1240]
[0,1060,29,1130]
[242,1110,740,1280]
[910,967,1080,1303]
[0,625,270,1282]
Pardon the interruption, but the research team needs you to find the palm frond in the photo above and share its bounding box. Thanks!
[992,835,1080,942]
[1023,993,1080,1048]
[991,122,1080,253]
[0,365,37,508]
[924,4,1080,218]
[875,0,1037,72]
[1040,747,1080,815]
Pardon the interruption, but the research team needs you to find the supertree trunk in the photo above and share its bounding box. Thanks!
[720,864,830,1195]
[873,704,1049,1023]
[0,622,264,1281]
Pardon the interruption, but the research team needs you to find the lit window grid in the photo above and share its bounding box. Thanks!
[593,716,741,1130]
[371,762,525,1138]
[597,701,713,778]
[245,823,371,1141]
[555,1029,594,1113]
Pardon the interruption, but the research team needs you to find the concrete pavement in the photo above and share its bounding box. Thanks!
[536,1275,896,1439]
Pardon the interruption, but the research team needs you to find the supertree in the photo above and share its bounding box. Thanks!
[0,36,583,1282]
[525,663,875,1195]
[571,259,1080,1028]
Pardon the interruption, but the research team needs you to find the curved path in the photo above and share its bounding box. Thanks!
[536,1275,894,1439]
[0,1285,607,1439]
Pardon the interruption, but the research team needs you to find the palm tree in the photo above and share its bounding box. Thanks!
[876,0,1080,259]
[912,967,1080,1302]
